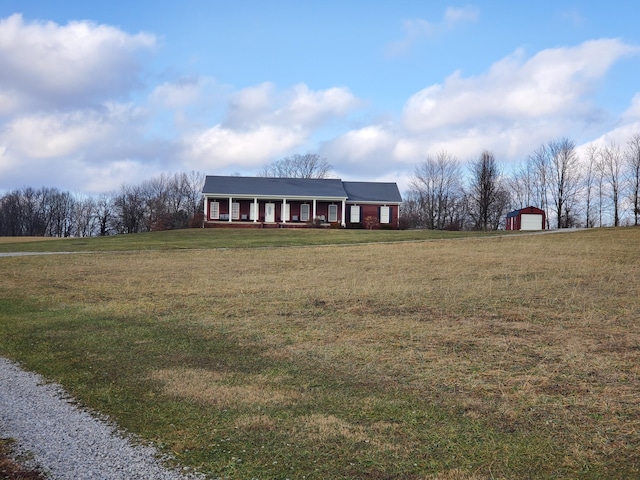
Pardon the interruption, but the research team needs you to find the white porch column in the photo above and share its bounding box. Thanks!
[203,197,208,225]
[312,199,317,221]
[282,198,287,223]
[253,198,258,222]
[228,197,232,222]
[341,200,346,227]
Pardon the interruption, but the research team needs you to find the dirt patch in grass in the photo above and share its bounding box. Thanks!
[151,368,303,408]
[0,439,45,480]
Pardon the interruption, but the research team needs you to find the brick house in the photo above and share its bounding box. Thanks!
[202,176,403,229]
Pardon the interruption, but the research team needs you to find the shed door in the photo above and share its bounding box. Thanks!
[265,203,275,222]
[520,213,542,230]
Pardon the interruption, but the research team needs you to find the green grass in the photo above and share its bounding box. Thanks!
[0,227,510,253]
[1,227,638,479]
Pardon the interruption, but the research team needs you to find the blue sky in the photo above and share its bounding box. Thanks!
[0,1,639,194]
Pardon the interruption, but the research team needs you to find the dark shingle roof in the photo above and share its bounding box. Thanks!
[203,176,347,198]
[342,181,402,203]
[202,176,403,203]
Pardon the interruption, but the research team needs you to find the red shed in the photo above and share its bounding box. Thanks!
[506,206,546,231]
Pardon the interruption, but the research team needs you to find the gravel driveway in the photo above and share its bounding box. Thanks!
[0,357,203,479]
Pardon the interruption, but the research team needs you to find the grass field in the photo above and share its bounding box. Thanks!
[0,228,508,253]
[1,228,639,479]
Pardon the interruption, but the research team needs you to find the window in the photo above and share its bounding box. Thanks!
[328,204,338,223]
[210,201,219,220]
[282,203,290,222]
[350,205,360,223]
[300,204,310,222]
[380,206,390,224]
[250,203,256,220]
[231,202,240,220]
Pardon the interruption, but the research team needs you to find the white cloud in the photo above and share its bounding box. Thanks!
[183,124,305,170]
[325,125,396,161]
[224,82,359,129]
[2,103,145,159]
[150,77,205,109]
[0,14,164,192]
[179,83,361,172]
[386,6,478,57]
[327,38,640,175]
[0,14,155,111]
[403,39,638,132]
[280,84,361,127]
[444,6,480,26]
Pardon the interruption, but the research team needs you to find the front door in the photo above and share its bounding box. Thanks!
[265,203,275,222]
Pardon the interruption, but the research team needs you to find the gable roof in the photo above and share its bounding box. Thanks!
[202,176,403,203]
[342,181,402,204]
[506,206,545,218]
[202,176,347,199]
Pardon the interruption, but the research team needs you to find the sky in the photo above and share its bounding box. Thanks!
[0,1,639,195]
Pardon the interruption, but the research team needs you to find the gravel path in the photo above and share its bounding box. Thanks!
[0,357,203,479]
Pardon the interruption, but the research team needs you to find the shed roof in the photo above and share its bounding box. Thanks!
[507,206,545,218]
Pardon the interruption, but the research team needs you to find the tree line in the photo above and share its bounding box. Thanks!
[402,133,640,230]
[3,136,640,237]
[0,171,205,237]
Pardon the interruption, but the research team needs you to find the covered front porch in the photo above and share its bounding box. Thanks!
[203,196,347,227]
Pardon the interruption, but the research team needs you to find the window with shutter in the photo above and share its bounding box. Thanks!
[231,202,240,220]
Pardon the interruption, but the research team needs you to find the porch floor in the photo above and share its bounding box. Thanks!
[204,221,333,229]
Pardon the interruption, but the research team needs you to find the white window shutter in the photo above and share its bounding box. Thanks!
[210,201,220,220]
[380,206,390,224]
[301,204,310,222]
[350,205,360,223]
[328,204,338,222]
[231,202,240,220]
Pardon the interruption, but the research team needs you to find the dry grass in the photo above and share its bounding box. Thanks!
[0,236,60,244]
[151,368,302,407]
[0,228,639,478]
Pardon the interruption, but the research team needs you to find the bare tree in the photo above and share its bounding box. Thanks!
[547,138,582,228]
[625,133,640,226]
[179,170,205,220]
[467,151,509,230]
[599,142,625,227]
[582,144,600,228]
[73,195,96,237]
[94,194,115,236]
[258,153,332,178]
[508,161,534,209]
[528,144,552,228]
[410,152,463,229]
[113,184,146,234]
